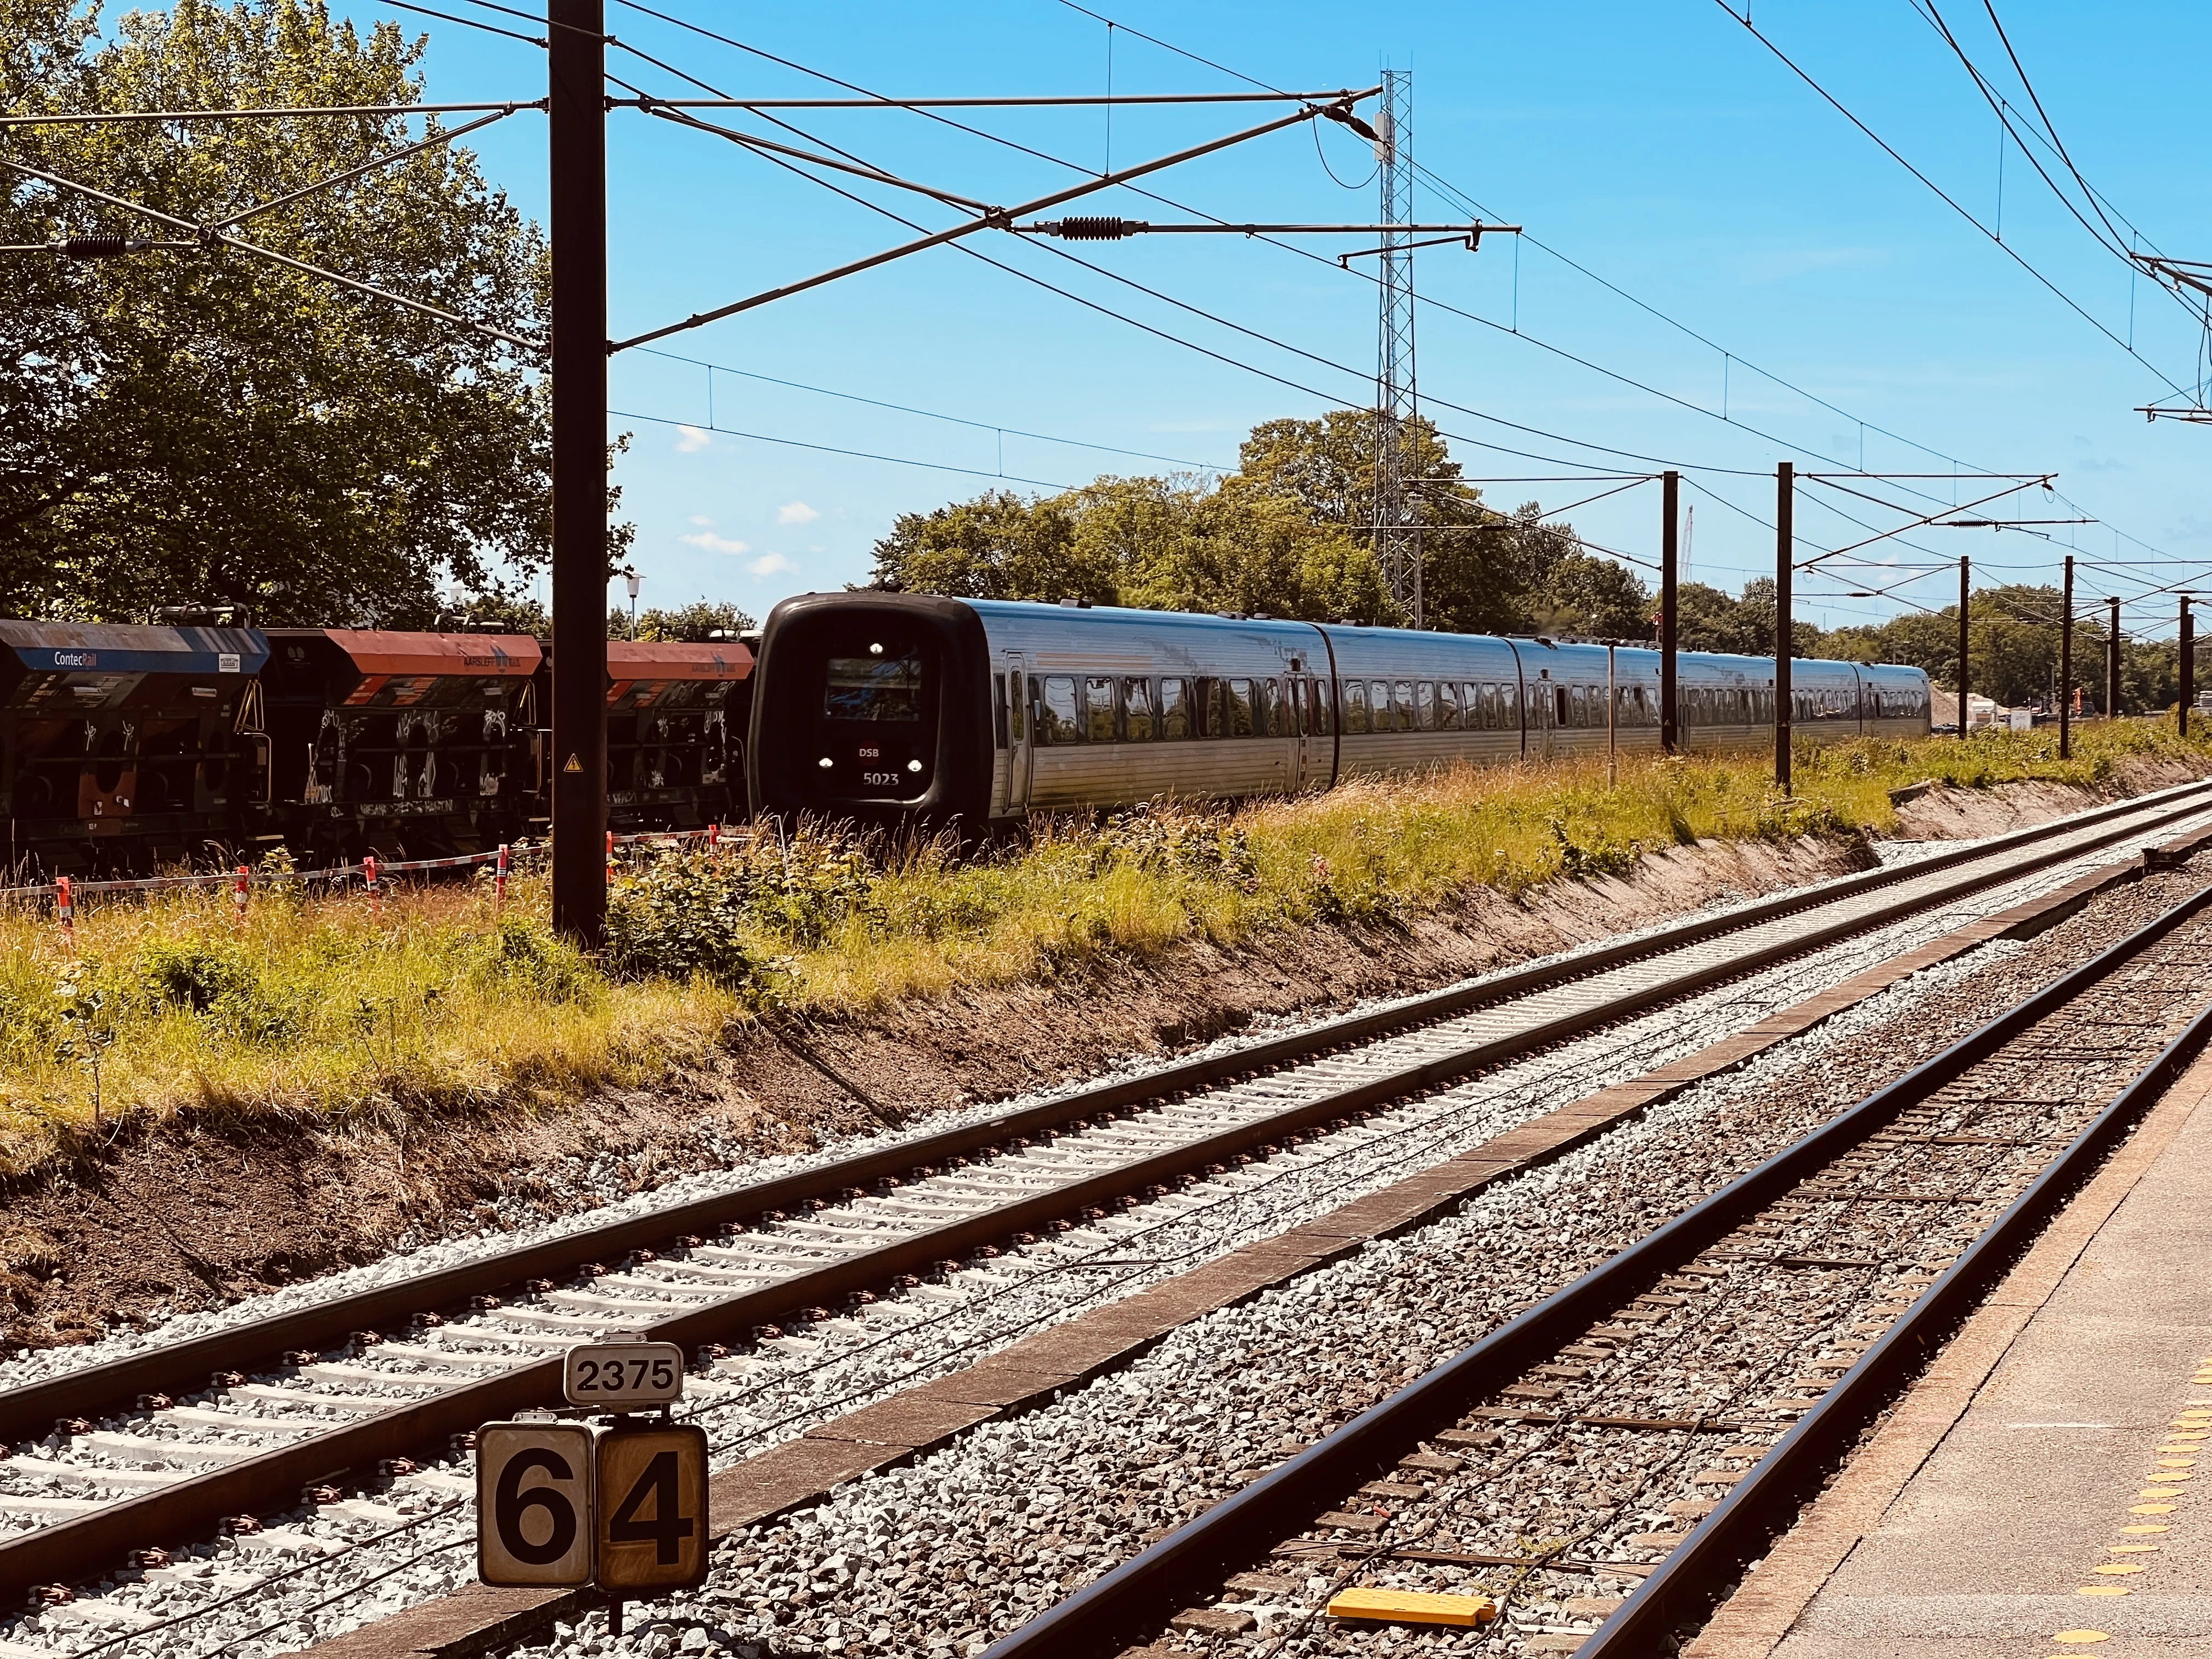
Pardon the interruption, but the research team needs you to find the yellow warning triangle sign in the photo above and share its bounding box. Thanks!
[562,753,583,773]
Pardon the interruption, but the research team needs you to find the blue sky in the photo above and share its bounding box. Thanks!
[338,0,2210,640]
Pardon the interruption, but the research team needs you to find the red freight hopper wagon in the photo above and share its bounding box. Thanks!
[259,629,544,860]
[0,620,270,876]
[602,638,753,830]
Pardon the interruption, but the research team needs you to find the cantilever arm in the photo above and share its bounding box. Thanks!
[606,88,1383,354]
[0,151,539,350]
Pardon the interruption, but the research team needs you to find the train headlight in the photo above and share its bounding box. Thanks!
[819,757,833,769]
[868,642,883,656]
[907,759,921,772]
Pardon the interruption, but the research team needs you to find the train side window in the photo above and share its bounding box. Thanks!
[1225,679,1256,738]
[1008,673,1024,742]
[1413,681,1437,731]
[1569,685,1587,727]
[1250,678,1275,737]
[1124,678,1155,741]
[1039,676,1081,744]
[1474,684,1494,730]
[1291,676,1327,738]
[994,675,1009,748]
[1193,676,1224,738]
[1438,681,1463,730]
[1085,676,1118,743]
[1159,678,1193,740]
[1364,680,1387,732]
[1344,680,1369,733]
[1391,681,1415,732]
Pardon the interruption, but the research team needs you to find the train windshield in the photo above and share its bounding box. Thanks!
[824,650,924,721]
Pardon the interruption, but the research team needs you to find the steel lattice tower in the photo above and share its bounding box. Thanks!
[1373,69,1420,627]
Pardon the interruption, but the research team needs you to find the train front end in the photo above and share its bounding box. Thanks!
[747,593,993,827]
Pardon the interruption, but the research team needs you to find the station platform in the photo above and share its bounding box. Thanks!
[1689,1040,2212,1658]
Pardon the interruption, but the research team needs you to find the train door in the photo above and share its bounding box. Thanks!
[1530,669,1555,759]
[1287,660,1317,791]
[1002,651,1031,814]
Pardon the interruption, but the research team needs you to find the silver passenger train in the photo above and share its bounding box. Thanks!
[747,594,1932,824]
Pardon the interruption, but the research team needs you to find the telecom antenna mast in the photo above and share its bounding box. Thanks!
[1373,69,1420,627]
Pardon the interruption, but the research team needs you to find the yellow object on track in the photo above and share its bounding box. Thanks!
[1325,1587,1498,1627]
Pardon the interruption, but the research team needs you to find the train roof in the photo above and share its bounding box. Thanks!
[606,639,752,679]
[788,595,1927,684]
[266,628,543,677]
[0,619,267,680]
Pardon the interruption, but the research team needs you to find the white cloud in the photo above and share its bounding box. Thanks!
[748,552,797,576]
[687,514,714,526]
[675,425,711,453]
[776,500,820,524]
[681,531,750,554]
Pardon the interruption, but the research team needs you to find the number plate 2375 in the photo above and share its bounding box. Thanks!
[563,1341,685,1407]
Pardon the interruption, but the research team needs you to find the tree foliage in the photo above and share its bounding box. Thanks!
[870,409,1655,639]
[0,0,575,625]
[607,599,757,642]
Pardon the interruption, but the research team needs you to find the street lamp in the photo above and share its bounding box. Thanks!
[623,565,640,640]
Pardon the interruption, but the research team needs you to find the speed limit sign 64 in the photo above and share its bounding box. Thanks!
[478,1421,595,1587]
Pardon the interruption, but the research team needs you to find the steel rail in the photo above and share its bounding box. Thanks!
[4,779,2202,1449]
[976,874,2212,1659]
[1577,910,2212,1651]
[1,785,2207,1601]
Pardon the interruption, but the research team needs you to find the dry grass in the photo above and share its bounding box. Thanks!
[0,874,737,1177]
[1,718,2202,1171]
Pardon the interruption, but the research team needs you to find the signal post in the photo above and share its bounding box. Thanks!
[479,1340,708,1634]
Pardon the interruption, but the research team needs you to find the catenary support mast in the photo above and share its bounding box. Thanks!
[1372,70,1420,626]
[549,0,609,946]
[1660,469,1679,753]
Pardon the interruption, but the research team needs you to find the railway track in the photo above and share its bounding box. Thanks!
[985,851,2212,1658]
[3,782,2211,1647]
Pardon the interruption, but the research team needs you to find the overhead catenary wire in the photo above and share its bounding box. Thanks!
[560,1,2196,611]
[1711,0,2190,399]
[599,8,2165,607]
[611,406,1080,489]
[630,345,1226,471]
[597,0,2174,584]
[0,152,538,349]
[599,49,1754,483]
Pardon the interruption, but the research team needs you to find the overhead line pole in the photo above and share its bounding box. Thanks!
[1959,556,1971,738]
[548,0,607,947]
[2108,596,2123,722]
[2059,554,2074,759]
[2183,597,2196,741]
[1775,461,1793,794]
[1661,470,1679,754]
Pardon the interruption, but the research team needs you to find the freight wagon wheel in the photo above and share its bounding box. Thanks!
[137,766,179,811]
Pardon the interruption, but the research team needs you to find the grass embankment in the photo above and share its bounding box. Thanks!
[0,720,2203,1170]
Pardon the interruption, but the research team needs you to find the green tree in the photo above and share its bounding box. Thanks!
[1237,410,1570,632]
[1077,475,1389,622]
[606,599,755,641]
[869,410,1658,637]
[870,489,1106,603]
[1523,548,1654,641]
[0,0,568,625]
